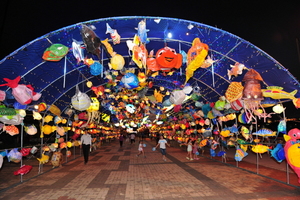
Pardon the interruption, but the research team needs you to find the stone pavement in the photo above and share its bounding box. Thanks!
[1,138,300,200]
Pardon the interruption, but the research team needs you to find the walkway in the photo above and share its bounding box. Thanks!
[0,138,300,200]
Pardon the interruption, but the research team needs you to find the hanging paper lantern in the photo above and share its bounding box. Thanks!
[66,150,72,158]
[173,104,181,112]
[90,61,103,76]
[32,111,42,120]
[48,104,61,116]
[86,97,100,112]
[25,125,37,135]
[195,101,204,108]
[18,109,26,117]
[7,148,22,163]
[66,141,73,148]
[120,73,139,89]
[86,81,93,88]
[57,126,65,136]
[60,142,67,149]
[0,90,6,101]
[163,99,172,107]
[273,104,285,114]
[57,137,64,144]
[13,101,27,109]
[71,86,91,111]
[126,104,136,113]
[169,90,186,105]
[182,85,193,94]
[44,115,53,123]
[43,125,54,135]
[37,102,47,112]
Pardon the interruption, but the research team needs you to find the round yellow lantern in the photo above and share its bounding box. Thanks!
[66,141,73,148]
[43,125,54,135]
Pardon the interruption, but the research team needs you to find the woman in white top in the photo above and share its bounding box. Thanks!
[155,135,170,161]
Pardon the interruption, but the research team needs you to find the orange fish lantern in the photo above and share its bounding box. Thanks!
[147,47,182,72]
[185,38,209,83]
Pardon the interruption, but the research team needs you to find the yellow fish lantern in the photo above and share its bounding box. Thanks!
[48,104,61,116]
[86,97,99,112]
[44,115,53,123]
[251,144,269,153]
[185,38,209,83]
[42,125,55,135]
[220,130,233,137]
[37,153,49,164]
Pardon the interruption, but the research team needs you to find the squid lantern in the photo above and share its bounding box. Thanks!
[241,69,264,123]
[284,128,300,183]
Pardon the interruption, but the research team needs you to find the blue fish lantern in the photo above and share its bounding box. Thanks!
[269,143,285,162]
[136,20,149,44]
[13,101,27,109]
[120,73,139,89]
[90,61,103,76]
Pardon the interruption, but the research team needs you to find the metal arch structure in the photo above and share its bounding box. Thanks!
[0,16,299,117]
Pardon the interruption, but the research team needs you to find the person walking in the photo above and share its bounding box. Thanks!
[119,134,124,147]
[80,130,92,165]
[155,135,170,161]
[130,133,136,144]
[192,140,199,160]
[186,139,193,160]
[136,140,146,158]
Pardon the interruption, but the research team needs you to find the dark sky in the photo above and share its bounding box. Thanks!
[1,1,300,86]
[1,1,300,80]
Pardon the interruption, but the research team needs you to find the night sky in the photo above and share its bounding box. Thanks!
[1,0,300,117]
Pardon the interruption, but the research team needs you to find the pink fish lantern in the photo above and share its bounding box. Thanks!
[0,76,41,105]
[284,128,300,183]
[14,165,33,175]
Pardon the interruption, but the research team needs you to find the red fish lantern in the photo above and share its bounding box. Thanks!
[14,165,33,175]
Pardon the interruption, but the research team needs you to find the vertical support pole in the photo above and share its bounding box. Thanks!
[20,123,24,183]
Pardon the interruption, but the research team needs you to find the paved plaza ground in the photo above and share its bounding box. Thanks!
[1,138,300,200]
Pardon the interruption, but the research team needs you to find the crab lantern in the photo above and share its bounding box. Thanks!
[147,47,183,72]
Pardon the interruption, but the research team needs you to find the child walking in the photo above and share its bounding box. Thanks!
[186,139,193,160]
[192,140,199,160]
[136,140,146,158]
[155,135,170,161]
